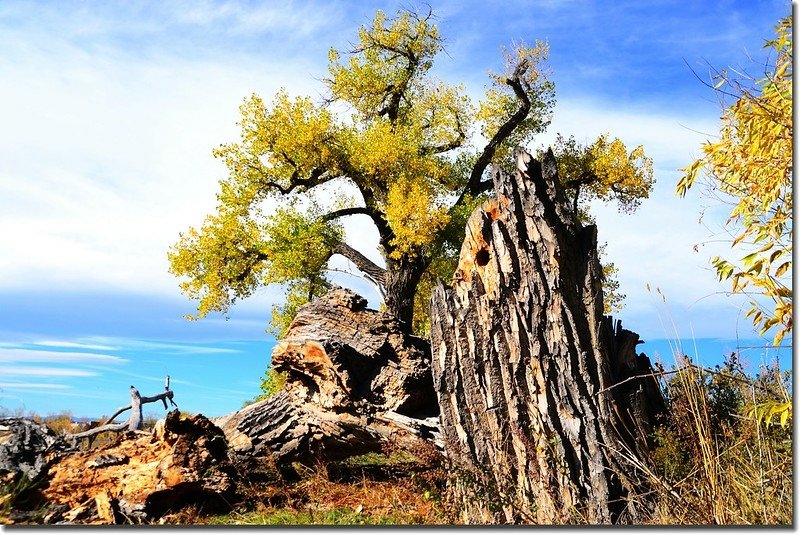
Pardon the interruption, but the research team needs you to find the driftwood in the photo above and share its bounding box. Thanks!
[215,288,440,465]
[66,377,177,444]
[429,149,666,524]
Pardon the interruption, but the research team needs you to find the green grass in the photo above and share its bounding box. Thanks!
[206,506,427,525]
[342,450,418,467]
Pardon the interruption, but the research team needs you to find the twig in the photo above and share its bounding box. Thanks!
[596,362,777,396]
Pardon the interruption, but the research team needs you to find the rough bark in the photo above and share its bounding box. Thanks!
[430,149,665,524]
[215,287,441,465]
[383,252,429,330]
[0,418,63,482]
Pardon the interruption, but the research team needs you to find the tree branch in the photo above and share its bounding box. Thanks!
[332,242,387,288]
[420,126,466,155]
[453,65,532,209]
[66,378,178,444]
[420,104,467,156]
[322,207,373,221]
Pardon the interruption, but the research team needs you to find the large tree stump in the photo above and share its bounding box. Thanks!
[215,288,441,465]
[430,149,665,524]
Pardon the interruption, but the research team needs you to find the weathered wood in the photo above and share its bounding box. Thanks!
[128,386,143,432]
[66,379,177,443]
[0,418,63,482]
[430,149,665,524]
[215,287,440,465]
[43,411,237,524]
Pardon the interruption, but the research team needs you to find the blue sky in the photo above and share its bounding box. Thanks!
[0,1,791,418]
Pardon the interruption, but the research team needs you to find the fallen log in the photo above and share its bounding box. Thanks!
[215,287,440,465]
[430,149,666,524]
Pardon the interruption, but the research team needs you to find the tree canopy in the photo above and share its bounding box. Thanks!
[677,15,792,346]
[169,8,654,335]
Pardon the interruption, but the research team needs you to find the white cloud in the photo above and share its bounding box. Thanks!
[0,382,71,390]
[171,0,343,36]
[0,366,98,377]
[0,20,328,296]
[0,348,128,364]
[76,336,240,355]
[0,2,777,343]
[34,340,119,351]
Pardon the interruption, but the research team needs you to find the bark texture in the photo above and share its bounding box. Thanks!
[215,287,441,465]
[430,149,665,524]
[0,418,63,482]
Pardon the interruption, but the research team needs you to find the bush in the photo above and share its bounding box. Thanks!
[649,353,792,524]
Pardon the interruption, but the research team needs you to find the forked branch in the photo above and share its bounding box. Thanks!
[66,377,178,445]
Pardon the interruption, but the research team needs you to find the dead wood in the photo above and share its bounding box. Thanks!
[66,378,177,445]
[429,149,666,524]
[215,287,440,465]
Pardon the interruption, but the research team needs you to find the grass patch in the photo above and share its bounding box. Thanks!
[343,450,417,467]
[206,506,428,525]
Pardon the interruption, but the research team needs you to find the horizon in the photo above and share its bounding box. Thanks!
[0,0,792,419]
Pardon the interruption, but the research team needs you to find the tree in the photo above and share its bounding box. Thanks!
[677,16,792,345]
[549,133,654,314]
[169,8,652,334]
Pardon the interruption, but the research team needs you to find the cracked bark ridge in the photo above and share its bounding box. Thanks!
[215,287,440,465]
[430,149,665,525]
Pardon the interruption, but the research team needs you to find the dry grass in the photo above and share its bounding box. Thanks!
[645,360,792,525]
[162,452,452,526]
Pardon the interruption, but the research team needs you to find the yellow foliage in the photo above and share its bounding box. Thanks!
[747,400,792,428]
[677,16,792,345]
[552,133,654,214]
[327,9,443,119]
[169,7,642,331]
[168,205,341,319]
[587,135,654,212]
[214,90,339,208]
[385,176,450,258]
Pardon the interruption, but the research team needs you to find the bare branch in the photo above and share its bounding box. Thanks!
[322,207,373,221]
[65,380,178,444]
[453,66,533,209]
[332,242,387,288]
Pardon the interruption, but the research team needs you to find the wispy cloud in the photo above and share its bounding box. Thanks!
[0,348,128,364]
[34,340,118,351]
[0,366,97,377]
[83,337,241,355]
[0,382,71,390]
[170,0,343,36]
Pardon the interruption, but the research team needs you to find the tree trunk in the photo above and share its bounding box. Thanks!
[383,252,428,330]
[429,149,665,524]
